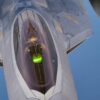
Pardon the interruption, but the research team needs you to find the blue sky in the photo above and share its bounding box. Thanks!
[0,68,8,100]
[0,0,100,100]
[69,0,100,100]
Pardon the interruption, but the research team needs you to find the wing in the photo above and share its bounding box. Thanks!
[51,0,92,53]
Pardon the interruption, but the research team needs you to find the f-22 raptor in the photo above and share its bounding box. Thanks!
[0,0,92,100]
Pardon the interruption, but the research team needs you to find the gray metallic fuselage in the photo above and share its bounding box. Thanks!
[0,0,91,100]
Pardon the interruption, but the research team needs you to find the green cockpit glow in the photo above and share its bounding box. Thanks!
[32,54,43,64]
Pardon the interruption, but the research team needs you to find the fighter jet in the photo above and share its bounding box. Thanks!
[0,0,92,100]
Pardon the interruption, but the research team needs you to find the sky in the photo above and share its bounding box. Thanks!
[0,0,100,100]
[69,0,100,100]
[0,68,8,100]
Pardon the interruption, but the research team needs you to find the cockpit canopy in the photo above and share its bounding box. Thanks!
[13,10,58,94]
